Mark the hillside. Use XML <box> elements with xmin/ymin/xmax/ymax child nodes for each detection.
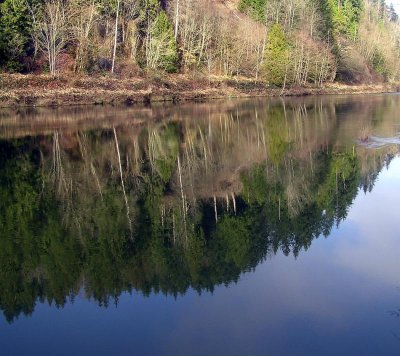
<box><xmin>0</xmin><ymin>0</ymin><xmax>400</xmax><ymax>105</ymax></box>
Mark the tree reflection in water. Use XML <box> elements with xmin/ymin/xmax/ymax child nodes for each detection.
<box><xmin>0</xmin><ymin>96</ymin><xmax>399</xmax><ymax>323</ymax></box>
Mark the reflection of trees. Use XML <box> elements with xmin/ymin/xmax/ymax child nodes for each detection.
<box><xmin>0</xmin><ymin>98</ymin><xmax>398</xmax><ymax>323</ymax></box>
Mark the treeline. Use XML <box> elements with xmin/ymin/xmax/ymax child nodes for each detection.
<box><xmin>0</xmin><ymin>0</ymin><xmax>399</xmax><ymax>85</ymax></box>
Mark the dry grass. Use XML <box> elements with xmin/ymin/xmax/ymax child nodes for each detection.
<box><xmin>0</xmin><ymin>73</ymin><xmax>399</xmax><ymax>108</ymax></box>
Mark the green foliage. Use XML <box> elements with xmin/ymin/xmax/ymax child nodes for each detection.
<box><xmin>213</xmin><ymin>216</ymin><xmax>252</xmax><ymax>268</ymax></box>
<box><xmin>96</xmin><ymin>0</ymin><xmax>120</xmax><ymax>15</ymax></box>
<box><xmin>149</xmin><ymin>10</ymin><xmax>178</xmax><ymax>73</ymax></box>
<box><xmin>263</xmin><ymin>24</ymin><xmax>290</xmax><ymax>86</ymax></box>
<box><xmin>138</xmin><ymin>0</ymin><xmax>161</xmax><ymax>23</ymax></box>
<box><xmin>151</xmin><ymin>123</ymin><xmax>180</xmax><ymax>182</ymax></box>
<box><xmin>0</xmin><ymin>0</ymin><xmax>36</xmax><ymax>71</ymax></box>
<box><xmin>241</xmin><ymin>165</ymin><xmax>270</xmax><ymax>205</ymax></box>
<box><xmin>317</xmin><ymin>151</ymin><xmax>360</xmax><ymax>222</ymax></box>
<box><xmin>265</xmin><ymin>107</ymin><xmax>291</xmax><ymax>164</ymax></box>
<box><xmin>328</xmin><ymin>0</ymin><xmax>363</xmax><ymax>38</ymax></box>
<box><xmin>238</xmin><ymin>0</ymin><xmax>267</xmax><ymax>22</ymax></box>
<box><xmin>311</xmin><ymin>0</ymin><xmax>335</xmax><ymax>40</ymax></box>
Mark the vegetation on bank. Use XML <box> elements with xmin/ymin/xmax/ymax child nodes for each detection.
<box><xmin>0</xmin><ymin>0</ymin><xmax>399</xmax><ymax>88</ymax></box>
<box><xmin>2</xmin><ymin>73</ymin><xmax>399</xmax><ymax>108</ymax></box>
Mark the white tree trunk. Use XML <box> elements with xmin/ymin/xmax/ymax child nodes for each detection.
<box><xmin>111</xmin><ymin>0</ymin><xmax>121</xmax><ymax>73</ymax></box>
<box><xmin>175</xmin><ymin>0</ymin><xmax>179</xmax><ymax>40</ymax></box>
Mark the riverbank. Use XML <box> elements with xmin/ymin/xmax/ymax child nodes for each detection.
<box><xmin>1</xmin><ymin>74</ymin><xmax>399</xmax><ymax>108</ymax></box>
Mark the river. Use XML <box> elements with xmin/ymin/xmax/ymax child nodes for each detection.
<box><xmin>0</xmin><ymin>94</ymin><xmax>399</xmax><ymax>355</ymax></box>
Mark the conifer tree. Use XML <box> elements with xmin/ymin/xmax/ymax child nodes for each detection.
<box><xmin>0</xmin><ymin>0</ymin><xmax>36</xmax><ymax>71</ymax></box>
<box><xmin>263</xmin><ymin>24</ymin><xmax>290</xmax><ymax>86</ymax></box>
<box><xmin>146</xmin><ymin>10</ymin><xmax>178</xmax><ymax>72</ymax></box>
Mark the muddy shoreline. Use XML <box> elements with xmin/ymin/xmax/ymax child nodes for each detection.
<box><xmin>1</xmin><ymin>74</ymin><xmax>399</xmax><ymax>108</ymax></box>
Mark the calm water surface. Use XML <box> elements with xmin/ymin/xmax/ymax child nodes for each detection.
<box><xmin>0</xmin><ymin>95</ymin><xmax>400</xmax><ymax>355</ymax></box>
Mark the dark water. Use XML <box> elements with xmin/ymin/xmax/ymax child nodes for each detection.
<box><xmin>0</xmin><ymin>95</ymin><xmax>399</xmax><ymax>355</ymax></box>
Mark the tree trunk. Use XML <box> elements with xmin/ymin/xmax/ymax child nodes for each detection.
<box><xmin>111</xmin><ymin>0</ymin><xmax>121</xmax><ymax>73</ymax></box>
<box><xmin>175</xmin><ymin>0</ymin><xmax>180</xmax><ymax>40</ymax></box>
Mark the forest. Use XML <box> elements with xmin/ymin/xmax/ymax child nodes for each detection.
<box><xmin>0</xmin><ymin>0</ymin><xmax>399</xmax><ymax>87</ymax></box>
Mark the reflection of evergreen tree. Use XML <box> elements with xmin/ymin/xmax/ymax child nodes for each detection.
<box><xmin>0</xmin><ymin>113</ymin><xmax>391</xmax><ymax>323</ymax></box>
<box><xmin>360</xmin><ymin>154</ymin><xmax>394</xmax><ymax>193</ymax></box>
<box><xmin>240</xmin><ymin>149</ymin><xmax>360</xmax><ymax>258</ymax></box>
<box><xmin>0</xmin><ymin>139</ymin><xmax>81</xmax><ymax>322</ymax></box>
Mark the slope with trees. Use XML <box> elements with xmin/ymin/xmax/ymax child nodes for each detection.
<box><xmin>0</xmin><ymin>0</ymin><xmax>399</xmax><ymax>99</ymax></box>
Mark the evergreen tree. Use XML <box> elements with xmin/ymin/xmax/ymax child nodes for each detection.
<box><xmin>147</xmin><ymin>10</ymin><xmax>178</xmax><ymax>72</ymax></box>
<box><xmin>0</xmin><ymin>0</ymin><xmax>36</xmax><ymax>71</ymax></box>
<box><xmin>327</xmin><ymin>0</ymin><xmax>363</xmax><ymax>38</ymax></box>
<box><xmin>263</xmin><ymin>24</ymin><xmax>290</xmax><ymax>86</ymax></box>
<box><xmin>238</xmin><ymin>0</ymin><xmax>267</xmax><ymax>22</ymax></box>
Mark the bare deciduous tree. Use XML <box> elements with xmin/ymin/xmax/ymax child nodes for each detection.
<box><xmin>32</xmin><ymin>0</ymin><xmax>72</xmax><ymax>76</ymax></box>
<box><xmin>71</xmin><ymin>0</ymin><xmax>99</xmax><ymax>72</ymax></box>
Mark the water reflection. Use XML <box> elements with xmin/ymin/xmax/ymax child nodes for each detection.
<box><xmin>0</xmin><ymin>95</ymin><xmax>399</xmax><ymax>323</ymax></box>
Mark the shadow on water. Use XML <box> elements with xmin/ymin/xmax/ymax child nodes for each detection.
<box><xmin>0</xmin><ymin>95</ymin><xmax>399</xmax><ymax>323</ymax></box>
